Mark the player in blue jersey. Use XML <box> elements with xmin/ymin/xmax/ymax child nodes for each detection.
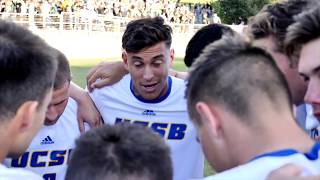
<box><xmin>90</xmin><ymin>17</ymin><xmax>204</xmax><ymax>180</ymax></box>
<box><xmin>5</xmin><ymin>49</ymin><xmax>89</xmax><ymax>180</ymax></box>
<box><xmin>186</xmin><ymin>34</ymin><xmax>320</xmax><ymax>179</ymax></box>
<box><xmin>0</xmin><ymin>20</ymin><xmax>56</xmax><ymax>179</ymax></box>
<box><xmin>66</xmin><ymin>123</ymin><xmax>172</xmax><ymax>180</ymax></box>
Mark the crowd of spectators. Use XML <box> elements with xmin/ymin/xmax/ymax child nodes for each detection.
<box><xmin>0</xmin><ymin>0</ymin><xmax>221</xmax><ymax>24</ymax></box>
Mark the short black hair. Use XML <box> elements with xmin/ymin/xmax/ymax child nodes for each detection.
<box><xmin>122</xmin><ymin>17</ymin><xmax>172</xmax><ymax>53</ymax></box>
<box><xmin>0</xmin><ymin>20</ymin><xmax>57</xmax><ymax>122</ymax></box>
<box><xmin>66</xmin><ymin>123</ymin><xmax>173</xmax><ymax>180</ymax></box>
<box><xmin>53</xmin><ymin>48</ymin><xmax>71</xmax><ymax>89</ymax></box>
<box><xmin>186</xmin><ymin>35</ymin><xmax>292</xmax><ymax>125</ymax></box>
<box><xmin>184</xmin><ymin>24</ymin><xmax>235</xmax><ymax>67</ymax></box>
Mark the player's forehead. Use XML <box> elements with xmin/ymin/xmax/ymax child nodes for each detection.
<box><xmin>299</xmin><ymin>38</ymin><xmax>320</xmax><ymax>76</ymax></box>
<box><xmin>51</xmin><ymin>82</ymin><xmax>69</xmax><ymax>102</ymax></box>
<box><xmin>127</xmin><ymin>42</ymin><xmax>169</xmax><ymax>62</ymax></box>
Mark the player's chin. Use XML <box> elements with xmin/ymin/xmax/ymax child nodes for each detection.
<box><xmin>44</xmin><ymin>119</ymin><xmax>58</xmax><ymax>126</ymax></box>
<box><xmin>140</xmin><ymin>91</ymin><xmax>161</xmax><ymax>101</ymax></box>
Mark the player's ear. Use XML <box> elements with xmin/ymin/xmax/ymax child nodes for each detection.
<box><xmin>195</xmin><ymin>102</ymin><xmax>221</xmax><ymax>138</ymax></box>
<box><xmin>11</xmin><ymin>101</ymin><xmax>39</xmax><ymax>133</ymax></box>
<box><xmin>169</xmin><ymin>49</ymin><xmax>174</xmax><ymax>68</ymax></box>
<box><xmin>122</xmin><ymin>51</ymin><xmax>129</xmax><ymax>71</ymax></box>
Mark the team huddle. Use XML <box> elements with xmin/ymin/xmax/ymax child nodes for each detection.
<box><xmin>1</xmin><ymin>0</ymin><xmax>320</xmax><ymax>180</ymax></box>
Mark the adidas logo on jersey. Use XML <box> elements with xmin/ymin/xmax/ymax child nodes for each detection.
<box><xmin>142</xmin><ymin>110</ymin><xmax>156</xmax><ymax>116</ymax></box>
<box><xmin>40</xmin><ymin>136</ymin><xmax>54</xmax><ymax>145</ymax></box>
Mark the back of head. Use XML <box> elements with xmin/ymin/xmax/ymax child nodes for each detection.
<box><xmin>248</xmin><ymin>0</ymin><xmax>314</xmax><ymax>51</ymax></box>
<box><xmin>184</xmin><ymin>23</ymin><xmax>235</xmax><ymax>67</ymax></box>
<box><xmin>66</xmin><ymin>123</ymin><xmax>172</xmax><ymax>180</ymax></box>
<box><xmin>52</xmin><ymin>48</ymin><xmax>71</xmax><ymax>90</ymax></box>
<box><xmin>186</xmin><ymin>35</ymin><xmax>292</xmax><ymax>125</ymax></box>
<box><xmin>285</xmin><ymin>5</ymin><xmax>320</xmax><ymax>65</ymax></box>
<box><xmin>0</xmin><ymin>20</ymin><xmax>56</xmax><ymax>123</ymax></box>
<box><xmin>122</xmin><ymin>17</ymin><xmax>172</xmax><ymax>53</ymax></box>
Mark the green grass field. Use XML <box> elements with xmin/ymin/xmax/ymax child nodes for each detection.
<box><xmin>70</xmin><ymin>58</ymin><xmax>215</xmax><ymax>177</ymax></box>
<box><xmin>70</xmin><ymin>58</ymin><xmax>188</xmax><ymax>87</ymax></box>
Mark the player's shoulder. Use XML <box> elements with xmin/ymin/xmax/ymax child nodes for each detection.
<box><xmin>0</xmin><ymin>164</ymin><xmax>42</xmax><ymax>180</ymax></box>
<box><xmin>168</xmin><ymin>75</ymin><xmax>187</xmax><ymax>99</ymax></box>
<box><xmin>89</xmin><ymin>74</ymin><xmax>130</xmax><ymax>98</ymax></box>
<box><xmin>56</xmin><ymin>97</ymin><xmax>79</xmax><ymax>128</ymax></box>
<box><xmin>57</xmin><ymin>97</ymin><xmax>78</xmax><ymax>121</ymax></box>
<box><xmin>208</xmin><ymin>150</ymin><xmax>320</xmax><ymax>180</ymax></box>
<box><xmin>170</xmin><ymin>75</ymin><xmax>186</xmax><ymax>88</ymax></box>
<box><xmin>66</xmin><ymin>97</ymin><xmax>78</xmax><ymax>111</ymax></box>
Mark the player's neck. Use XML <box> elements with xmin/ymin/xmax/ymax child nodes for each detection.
<box><xmin>240</xmin><ymin>119</ymin><xmax>314</xmax><ymax>164</ymax></box>
<box><xmin>232</xmin><ymin>113</ymin><xmax>314</xmax><ymax>165</ymax></box>
<box><xmin>0</xmin><ymin>126</ymin><xmax>16</xmax><ymax>161</ymax></box>
<box><xmin>0</xmin><ymin>139</ymin><xmax>10</xmax><ymax>162</ymax></box>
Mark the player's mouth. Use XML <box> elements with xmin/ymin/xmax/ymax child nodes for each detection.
<box><xmin>44</xmin><ymin>115</ymin><xmax>60</xmax><ymax>126</ymax></box>
<box><xmin>142</xmin><ymin>83</ymin><xmax>158</xmax><ymax>93</ymax></box>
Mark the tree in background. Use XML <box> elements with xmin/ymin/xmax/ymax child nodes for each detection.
<box><xmin>212</xmin><ymin>0</ymin><xmax>279</xmax><ymax>24</ymax></box>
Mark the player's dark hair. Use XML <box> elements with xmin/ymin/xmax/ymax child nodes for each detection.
<box><xmin>66</xmin><ymin>123</ymin><xmax>173</xmax><ymax>180</ymax></box>
<box><xmin>248</xmin><ymin>0</ymin><xmax>314</xmax><ymax>52</ymax></box>
<box><xmin>0</xmin><ymin>20</ymin><xmax>57</xmax><ymax>122</ymax></box>
<box><xmin>122</xmin><ymin>17</ymin><xmax>172</xmax><ymax>53</ymax></box>
<box><xmin>53</xmin><ymin>48</ymin><xmax>71</xmax><ymax>90</ymax></box>
<box><xmin>186</xmin><ymin>35</ymin><xmax>292</xmax><ymax>125</ymax></box>
<box><xmin>285</xmin><ymin>6</ymin><xmax>320</xmax><ymax>67</ymax></box>
<box><xmin>184</xmin><ymin>23</ymin><xmax>235</xmax><ymax>67</ymax></box>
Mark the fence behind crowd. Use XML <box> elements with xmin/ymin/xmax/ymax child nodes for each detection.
<box><xmin>0</xmin><ymin>12</ymin><xmax>245</xmax><ymax>59</ymax></box>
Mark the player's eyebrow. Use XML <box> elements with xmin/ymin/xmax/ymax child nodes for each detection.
<box><xmin>152</xmin><ymin>55</ymin><xmax>164</xmax><ymax>60</ymax></box>
<box><xmin>51</xmin><ymin>98</ymin><xmax>68</xmax><ymax>106</ymax></box>
<box><xmin>312</xmin><ymin>65</ymin><xmax>320</xmax><ymax>75</ymax></box>
<box><xmin>131</xmin><ymin>56</ymin><xmax>143</xmax><ymax>61</ymax></box>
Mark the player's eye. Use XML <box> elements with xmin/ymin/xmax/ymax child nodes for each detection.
<box><xmin>134</xmin><ymin>62</ymin><xmax>143</xmax><ymax>68</ymax></box>
<box><xmin>153</xmin><ymin>60</ymin><xmax>163</xmax><ymax>66</ymax></box>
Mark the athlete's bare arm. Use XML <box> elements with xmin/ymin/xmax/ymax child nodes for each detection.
<box><xmin>86</xmin><ymin>61</ymin><xmax>128</xmax><ymax>92</ymax></box>
<box><xmin>86</xmin><ymin>61</ymin><xmax>188</xmax><ymax>92</ymax></box>
<box><xmin>69</xmin><ymin>82</ymin><xmax>102</xmax><ymax>132</ymax></box>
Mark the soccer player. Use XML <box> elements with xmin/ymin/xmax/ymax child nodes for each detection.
<box><xmin>0</xmin><ymin>20</ymin><xmax>56</xmax><ymax>179</ymax></box>
<box><xmin>247</xmin><ymin>0</ymin><xmax>319</xmax><ymax>137</ymax></box>
<box><xmin>4</xmin><ymin>49</ymin><xmax>88</xmax><ymax>180</ymax></box>
<box><xmin>86</xmin><ymin>23</ymin><xmax>235</xmax><ymax>89</ymax></box>
<box><xmin>66</xmin><ymin>123</ymin><xmax>173</xmax><ymax>180</ymax></box>
<box><xmin>186</xmin><ymin>35</ymin><xmax>320</xmax><ymax>179</ymax></box>
<box><xmin>184</xmin><ymin>23</ymin><xmax>235</xmax><ymax>68</ymax></box>
<box><xmin>285</xmin><ymin>5</ymin><xmax>320</xmax><ymax>126</ymax></box>
<box><xmin>89</xmin><ymin>17</ymin><xmax>204</xmax><ymax>180</ymax></box>
<box><xmin>263</xmin><ymin>3</ymin><xmax>320</xmax><ymax>180</ymax></box>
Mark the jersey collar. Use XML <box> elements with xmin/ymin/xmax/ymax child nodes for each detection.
<box><xmin>130</xmin><ymin>76</ymin><xmax>172</xmax><ymax>104</ymax></box>
<box><xmin>250</xmin><ymin>142</ymin><xmax>320</xmax><ymax>162</ymax></box>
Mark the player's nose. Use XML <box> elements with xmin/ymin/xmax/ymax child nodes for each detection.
<box><xmin>304</xmin><ymin>80</ymin><xmax>320</xmax><ymax>106</ymax></box>
<box><xmin>143</xmin><ymin>66</ymin><xmax>154</xmax><ymax>81</ymax></box>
